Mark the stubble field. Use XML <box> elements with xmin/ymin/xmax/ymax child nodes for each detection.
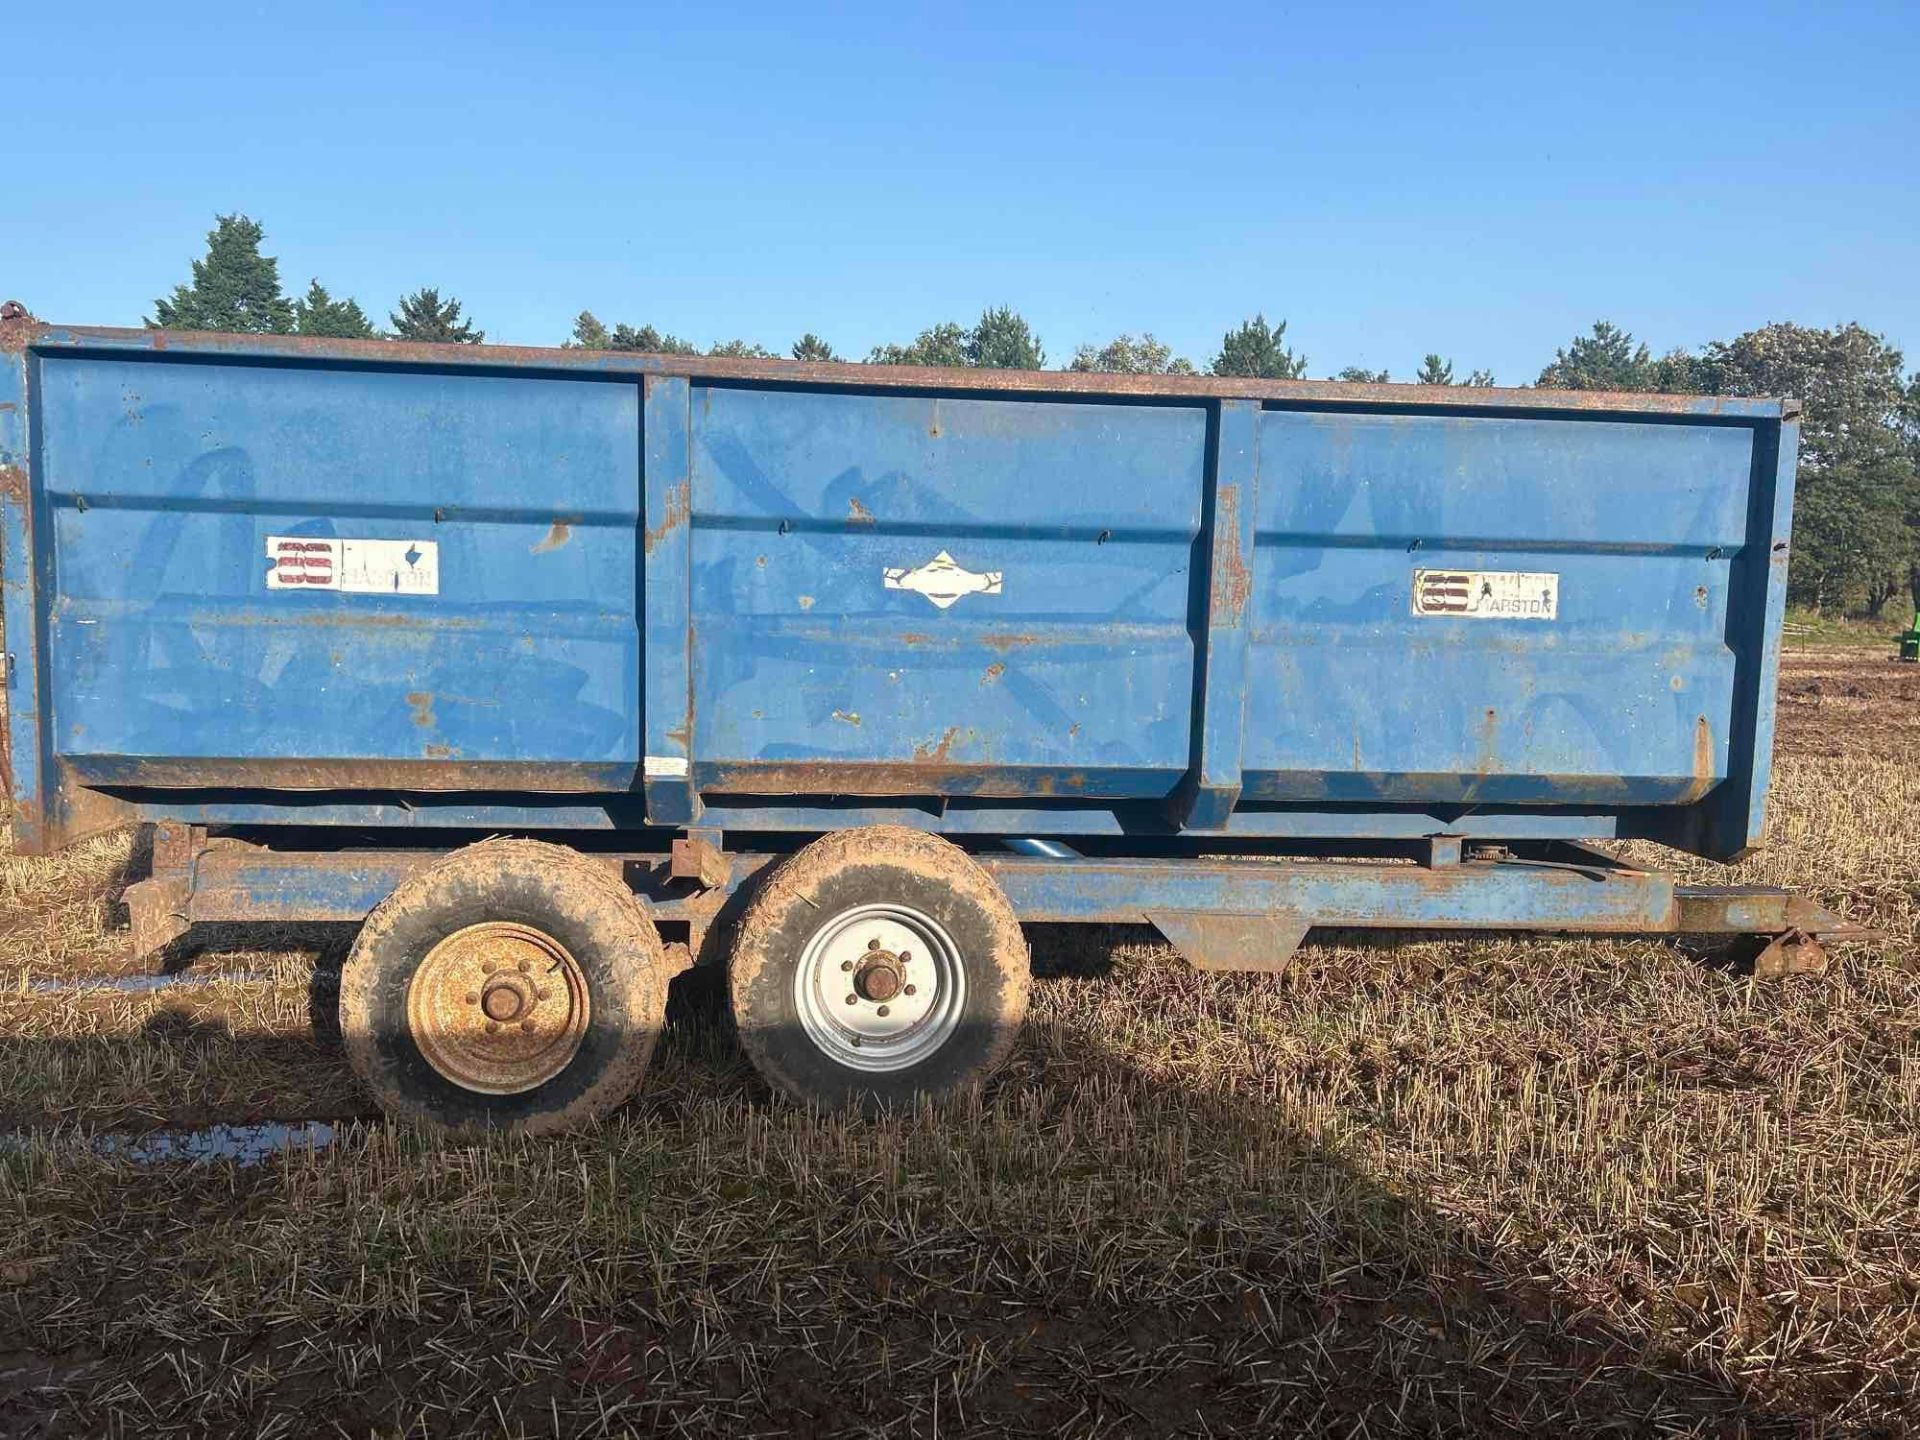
<box><xmin>0</xmin><ymin>649</ymin><xmax>1915</xmax><ymax>1437</ymax></box>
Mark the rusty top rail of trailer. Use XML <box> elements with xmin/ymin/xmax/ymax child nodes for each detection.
<box><xmin>0</xmin><ymin>307</ymin><xmax>1799</xmax><ymax>422</ymax></box>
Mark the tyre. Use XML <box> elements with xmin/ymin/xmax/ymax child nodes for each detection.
<box><xmin>340</xmin><ymin>839</ymin><xmax>667</xmax><ymax>1134</ymax></box>
<box><xmin>729</xmin><ymin>826</ymin><xmax>1029</xmax><ymax>1108</ymax></box>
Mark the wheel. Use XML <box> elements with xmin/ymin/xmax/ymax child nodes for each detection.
<box><xmin>729</xmin><ymin>826</ymin><xmax>1029</xmax><ymax>1108</ymax></box>
<box><xmin>340</xmin><ymin>839</ymin><xmax>667</xmax><ymax>1134</ymax></box>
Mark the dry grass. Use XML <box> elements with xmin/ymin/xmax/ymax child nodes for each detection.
<box><xmin>0</xmin><ymin>652</ymin><xmax>1915</xmax><ymax>1437</ymax></box>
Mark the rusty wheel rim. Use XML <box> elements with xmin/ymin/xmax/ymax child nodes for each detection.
<box><xmin>406</xmin><ymin>922</ymin><xmax>591</xmax><ymax>1095</ymax></box>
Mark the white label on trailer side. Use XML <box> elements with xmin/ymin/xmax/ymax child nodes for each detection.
<box><xmin>1412</xmin><ymin>569</ymin><xmax>1558</xmax><ymax>620</ymax></box>
<box><xmin>266</xmin><ymin>536</ymin><xmax>440</xmax><ymax>595</ymax></box>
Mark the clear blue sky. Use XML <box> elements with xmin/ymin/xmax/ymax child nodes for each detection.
<box><xmin>7</xmin><ymin>1</ymin><xmax>1917</xmax><ymax>382</ymax></box>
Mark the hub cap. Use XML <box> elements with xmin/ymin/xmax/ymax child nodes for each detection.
<box><xmin>794</xmin><ymin>902</ymin><xmax>965</xmax><ymax>1073</ymax></box>
<box><xmin>407</xmin><ymin>922</ymin><xmax>591</xmax><ymax>1094</ymax></box>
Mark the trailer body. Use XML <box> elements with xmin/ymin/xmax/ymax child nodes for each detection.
<box><xmin>1</xmin><ymin>318</ymin><xmax>1799</xmax><ymax>869</ymax></box>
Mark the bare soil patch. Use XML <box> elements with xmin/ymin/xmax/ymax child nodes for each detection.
<box><xmin>1775</xmin><ymin>649</ymin><xmax>1920</xmax><ymax>760</ymax></box>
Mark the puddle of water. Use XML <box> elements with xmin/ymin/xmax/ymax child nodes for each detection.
<box><xmin>1</xmin><ymin>1120</ymin><xmax>339</xmax><ymax>1167</ymax></box>
<box><xmin>24</xmin><ymin>971</ymin><xmax>279</xmax><ymax>996</ymax></box>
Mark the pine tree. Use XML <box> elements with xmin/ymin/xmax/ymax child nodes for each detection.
<box><xmin>792</xmin><ymin>333</ymin><xmax>837</xmax><ymax>362</ymax></box>
<box><xmin>1536</xmin><ymin>321</ymin><xmax>1654</xmax><ymax>390</ymax></box>
<box><xmin>389</xmin><ymin>288</ymin><xmax>483</xmax><ymax>344</ymax></box>
<box><xmin>966</xmin><ymin>307</ymin><xmax>1045</xmax><ymax>369</ymax></box>
<box><xmin>1333</xmin><ymin>365</ymin><xmax>1390</xmax><ymax>384</ymax></box>
<box><xmin>1211</xmin><ymin>315</ymin><xmax>1307</xmax><ymax>379</ymax></box>
<box><xmin>293</xmin><ymin>280</ymin><xmax>375</xmax><ymax>339</ymax></box>
<box><xmin>566</xmin><ymin>311</ymin><xmax>611</xmax><ymax>349</ymax></box>
<box><xmin>149</xmin><ymin>214</ymin><xmax>295</xmax><ymax>334</ymax></box>
<box><xmin>607</xmin><ymin>322</ymin><xmax>697</xmax><ymax>355</ymax></box>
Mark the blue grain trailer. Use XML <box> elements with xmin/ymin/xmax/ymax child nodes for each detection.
<box><xmin>0</xmin><ymin>303</ymin><xmax>1856</xmax><ymax>1129</ymax></box>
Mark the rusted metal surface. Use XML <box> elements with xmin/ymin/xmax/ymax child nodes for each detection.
<box><xmin>0</xmin><ymin>302</ymin><xmax>36</xmax><ymax>354</ymax></box>
<box><xmin>151</xmin><ymin>821</ymin><xmax>208</xmax><ymax>875</ymax></box>
<box><xmin>1670</xmin><ymin>885</ymin><xmax>1859</xmax><ymax>936</ymax></box>
<box><xmin>698</xmin><ymin>759</ymin><xmax>1102</xmax><ymax>797</ymax></box>
<box><xmin>169</xmin><ymin>840</ymin><xmax>1872</xmax><ymax>976</ymax></box>
<box><xmin>405</xmin><ymin>921</ymin><xmax>592</xmax><ymax>1095</ymax></box>
<box><xmin>1146</xmin><ymin>908</ymin><xmax>1310</xmax><ymax>973</ymax></box>
<box><xmin>641</xmin><ymin>479</ymin><xmax>689</xmax><ymax>554</ymax></box>
<box><xmin>1750</xmin><ymin>928</ymin><xmax>1830</xmax><ymax>979</ymax></box>
<box><xmin>19</xmin><ymin>318</ymin><xmax>1797</xmax><ymax>419</ymax></box>
<box><xmin>123</xmin><ymin>873</ymin><xmax>192</xmax><ymax>959</ymax></box>
<box><xmin>69</xmin><ymin>756</ymin><xmax>629</xmax><ymax>793</ymax></box>
<box><xmin>1208</xmin><ymin>483</ymin><xmax>1252</xmax><ymax>626</ymax></box>
<box><xmin>669</xmin><ymin>832</ymin><xmax>730</xmax><ymax>889</ymax></box>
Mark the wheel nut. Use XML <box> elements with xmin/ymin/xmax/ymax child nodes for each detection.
<box><xmin>482</xmin><ymin>960</ymin><xmax>499</xmax><ymax>974</ymax></box>
<box><xmin>520</xmin><ymin>1019</ymin><xmax>536</xmax><ymax>1033</ymax></box>
<box><xmin>846</xmin><ymin>993</ymin><xmax>859</xmax><ymax>1005</ymax></box>
<box><xmin>841</xmin><ymin>960</ymin><xmax>854</xmax><ymax>972</ymax></box>
<box><xmin>536</xmin><ymin>989</ymin><xmax>550</xmax><ymax>1002</ymax></box>
<box><xmin>876</xmin><ymin>1005</ymin><xmax>890</xmax><ymax>1017</ymax></box>
<box><xmin>517</xmin><ymin>959</ymin><xmax>531</xmax><ymax>973</ymax></box>
<box><xmin>898</xmin><ymin>951</ymin><xmax>911</xmax><ymax>962</ymax></box>
<box><xmin>868</xmin><ymin>937</ymin><xmax>881</xmax><ymax>950</ymax></box>
<box><xmin>904</xmin><ymin>984</ymin><xmax>917</xmax><ymax>996</ymax></box>
<box><xmin>486</xmin><ymin>1021</ymin><xmax>501</xmax><ymax>1035</ymax></box>
<box><xmin>466</xmin><ymin>992</ymin><xmax>479</xmax><ymax>1004</ymax></box>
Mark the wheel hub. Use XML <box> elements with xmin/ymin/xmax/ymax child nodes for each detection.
<box><xmin>406</xmin><ymin>921</ymin><xmax>591</xmax><ymax>1095</ymax></box>
<box><xmin>793</xmin><ymin>903</ymin><xmax>963</xmax><ymax>1073</ymax></box>
<box><xmin>853</xmin><ymin>953</ymin><xmax>904</xmax><ymax>1002</ymax></box>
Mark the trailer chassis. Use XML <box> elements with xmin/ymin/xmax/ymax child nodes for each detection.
<box><xmin>124</xmin><ymin>823</ymin><xmax>1864</xmax><ymax>982</ymax></box>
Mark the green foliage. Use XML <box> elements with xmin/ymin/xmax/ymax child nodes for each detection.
<box><xmin>1695</xmin><ymin>323</ymin><xmax>1918</xmax><ymax>614</ymax></box>
<box><xmin>565</xmin><ymin>311</ymin><xmax>611</xmax><ymax>349</ymax></box>
<box><xmin>149</xmin><ymin>214</ymin><xmax>295</xmax><ymax>334</ymax></box>
<box><xmin>709</xmin><ymin>339</ymin><xmax>775</xmax><ymax>358</ymax></box>
<box><xmin>389</xmin><ymin>288</ymin><xmax>483</xmax><ymax>344</ymax></box>
<box><xmin>1649</xmin><ymin>349</ymin><xmax>1706</xmax><ymax>394</ymax></box>
<box><xmin>293</xmin><ymin>280</ymin><xmax>375</xmax><ymax>339</ymax></box>
<box><xmin>1905</xmin><ymin>373</ymin><xmax>1920</xmax><ymax>609</ymax></box>
<box><xmin>1211</xmin><ymin>314</ymin><xmax>1307</xmax><ymax>379</ymax></box>
<box><xmin>967</xmin><ymin>307</ymin><xmax>1045</xmax><ymax>369</ymax></box>
<box><xmin>615</xmin><ymin>324</ymin><xmax>697</xmax><ymax>354</ymax></box>
<box><xmin>1536</xmin><ymin>320</ymin><xmax>1656</xmax><ymax>390</ymax></box>
<box><xmin>1333</xmin><ymin>365</ymin><xmax>1390</xmax><ymax>384</ymax></box>
<box><xmin>792</xmin><ymin>333</ymin><xmax>837</xmax><ymax>362</ymax></box>
<box><xmin>1412</xmin><ymin>354</ymin><xmax>1493</xmax><ymax>387</ymax></box>
<box><xmin>572</xmin><ymin>317</ymin><xmax>699</xmax><ymax>354</ymax></box>
<box><xmin>1069</xmin><ymin>334</ymin><xmax>1195</xmax><ymax>374</ymax></box>
<box><xmin>867</xmin><ymin>310</ymin><xmax>1044</xmax><ymax>369</ymax></box>
<box><xmin>868</xmin><ymin>322</ymin><xmax>970</xmax><ymax>367</ymax></box>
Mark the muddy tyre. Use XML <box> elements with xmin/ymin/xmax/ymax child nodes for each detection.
<box><xmin>729</xmin><ymin>826</ymin><xmax>1029</xmax><ymax>1108</ymax></box>
<box><xmin>341</xmin><ymin>839</ymin><xmax>667</xmax><ymax>1135</ymax></box>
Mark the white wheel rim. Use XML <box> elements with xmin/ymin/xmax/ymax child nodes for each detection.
<box><xmin>793</xmin><ymin>902</ymin><xmax>966</xmax><ymax>1073</ymax></box>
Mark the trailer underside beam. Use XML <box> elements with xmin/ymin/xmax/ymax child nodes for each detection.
<box><xmin>122</xmin><ymin>835</ymin><xmax>1866</xmax><ymax>977</ymax></box>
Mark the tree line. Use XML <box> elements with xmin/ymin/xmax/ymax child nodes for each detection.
<box><xmin>145</xmin><ymin>214</ymin><xmax>1920</xmax><ymax>618</ymax></box>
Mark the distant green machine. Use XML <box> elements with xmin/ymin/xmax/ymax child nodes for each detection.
<box><xmin>1900</xmin><ymin>610</ymin><xmax>1920</xmax><ymax>663</ymax></box>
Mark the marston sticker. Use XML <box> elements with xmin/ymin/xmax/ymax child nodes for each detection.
<box><xmin>267</xmin><ymin>536</ymin><xmax>440</xmax><ymax>595</ymax></box>
<box><xmin>883</xmin><ymin>550</ymin><xmax>1002</xmax><ymax>610</ymax></box>
<box><xmin>1413</xmin><ymin>569</ymin><xmax>1558</xmax><ymax>620</ymax></box>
